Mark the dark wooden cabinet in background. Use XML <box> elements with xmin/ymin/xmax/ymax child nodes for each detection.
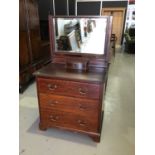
<box><xmin>19</xmin><ymin>0</ymin><xmax>51</xmax><ymax>93</ymax></box>
<box><xmin>38</xmin><ymin>0</ymin><xmax>54</xmax><ymax>40</ymax></box>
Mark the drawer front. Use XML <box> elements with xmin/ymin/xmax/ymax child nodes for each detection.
<box><xmin>40</xmin><ymin>110</ymin><xmax>98</xmax><ymax>132</ymax></box>
<box><xmin>37</xmin><ymin>78</ymin><xmax>100</xmax><ymax>99</ymax></box>
<box><xmin>39</xmin><ymin>93</ymin><xmax>99</xmax><ymax>116</ymax></box>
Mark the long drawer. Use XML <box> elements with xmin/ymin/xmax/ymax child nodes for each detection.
<box><xmin>39</xmin><ymin>93</ymin><xmax>99</xmax><ymax>116</ymax></box>
<box><xmin>37</xmin><ymin>78</ymin><xmax>100</xmax><ymax>99</ymax></box>
<box><xmin>40</xmin><ymin>109</ymin><xmax>98</xmax><ymax>132</ymax></box>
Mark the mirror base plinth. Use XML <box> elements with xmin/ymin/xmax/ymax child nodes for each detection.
<box><xmin>65</xmin><ymin>58</ymin><xmax>89</xmax><ymax>72</ymax></box>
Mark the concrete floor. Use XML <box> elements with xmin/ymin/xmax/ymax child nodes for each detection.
<box><xmin>19</xmin><ymin>51</ymin><xmax>135</xmax><ymax>155</ymax></box>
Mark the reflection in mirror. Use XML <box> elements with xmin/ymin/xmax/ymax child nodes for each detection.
<box><xmin>54</xmin><ymin>18</ymin><xmax>107</xmax><ymax>55</ymax></box>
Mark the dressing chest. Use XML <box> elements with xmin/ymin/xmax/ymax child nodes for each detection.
<box><xmin>34</xmin><ymin>16</ymin><xmax>112</xmax><ymax>142</ymax></box>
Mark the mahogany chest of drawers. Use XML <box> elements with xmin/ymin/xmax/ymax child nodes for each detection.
<box><xmin>34</xmin><ymin>63</ymin><xmax>106</xmax><ymax>142</ymax></box>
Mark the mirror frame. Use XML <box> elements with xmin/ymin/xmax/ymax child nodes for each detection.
<box><xmin>48</xmin><ymin>15</ymin><xmax>112</xmax><ymax>65</ymax></box>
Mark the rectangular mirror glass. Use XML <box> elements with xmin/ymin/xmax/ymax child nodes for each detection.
<box><xmin>53</xmin><ymin>17</ymin><xmax>107</xmax><ymax>55</ymax></box>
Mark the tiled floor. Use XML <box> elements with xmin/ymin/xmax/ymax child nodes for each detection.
<box><xmin>19</xmin><ymin>51</ymin><xmax>135</xmax><ymax>155</ymax></box>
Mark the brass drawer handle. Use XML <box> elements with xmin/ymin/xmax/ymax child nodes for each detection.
<box><xmin>48</xmin><ymin>100</ymin><xmax>59</xmax><ymax>106</ymax></box>
<box><xmin>79</xmin><ymin>88</ymin><xmax>87</xmax><ymax>95</ymax></box>
<box><xmin>47</xmin><ymin>84</ymin><xmax>57</xmax><ymax>90</ymax></box>
<box><xmin>79</xmin><ymin>104</ymin><xmax>86</xmax><ymax>110</ymax></box>
<box><xmin>50</xmin><ymin>115</ymin><xmax>59</xmax><ymax>121</ymax></box>
<box><xmin>77</xmin><ymin>120</ymin><xmax>86</xmax><ymax>126</ymax></box>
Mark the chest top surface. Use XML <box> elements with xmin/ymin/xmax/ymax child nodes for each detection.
<box><xmin>34</xmin><ymin>63</ymin><xmax>106</xmax><ymax>84</ymax></box>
